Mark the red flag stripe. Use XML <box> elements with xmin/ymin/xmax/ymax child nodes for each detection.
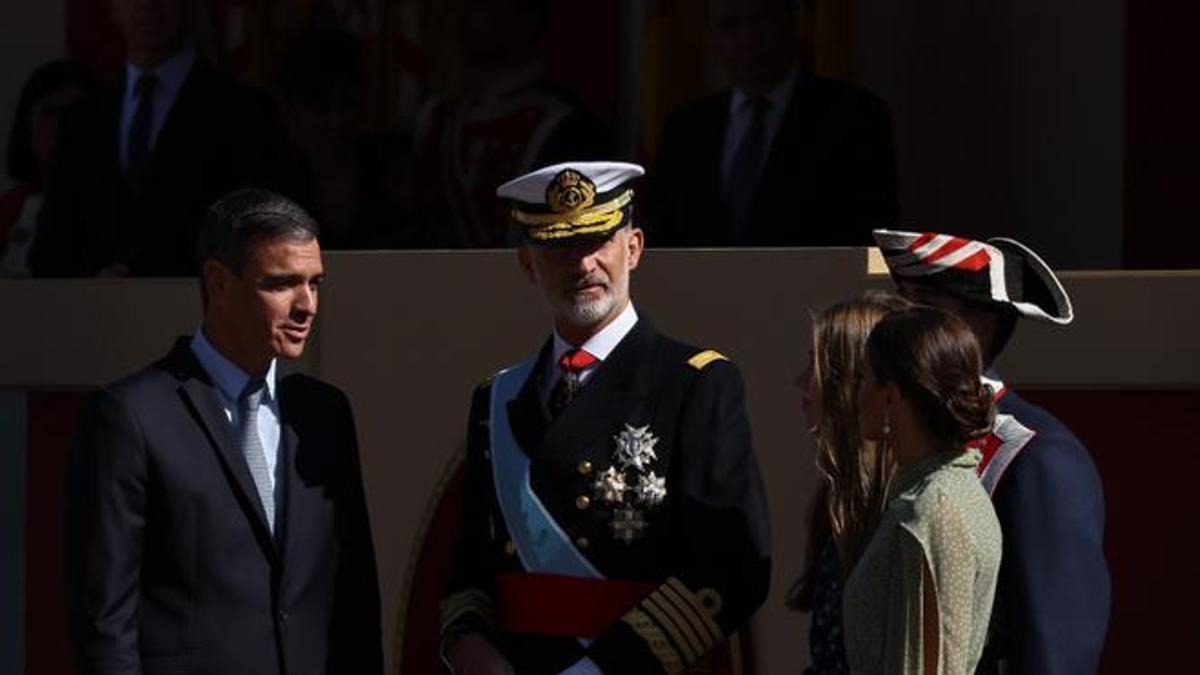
<box><xmin>955</xmin><ymin>248</ymin><xmax>992</xmax><ymax>271</ymax></box>
<box><xmin>922</xmin><ymin>237</ymin><xmax>972</xmax><ymax>263</ymax></box>
<box><xmin>906</xmin><ymin>232</ymin><xmax>938</xmax><ymax>252</ymax></box>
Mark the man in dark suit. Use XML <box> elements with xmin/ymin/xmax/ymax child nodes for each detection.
<box><xmin>874</xmin><ymin>229</ymin><xmax>1111</xmax><ymax>675</ymax></box>
<box><xmin>652</xmin><ymin>0</ymin><xmax>896</xmax><ymax>247</ymax></box>
<box><xmin>441</xmin><ymin>162</ymin><xmax>771</xmax><ymax>675</ymax></box>
<box><xmin>67</xmin><ymin>189</ymin><xmax>383</xmax><ymax>675</ymax></box>
<box><xmin>31</xmin><ymin>0</ymin><xmax>285</xmax><ymax>277</ymax></box>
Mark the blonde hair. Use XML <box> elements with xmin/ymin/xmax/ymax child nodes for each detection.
<box><xmin>811</xmin><ymin>291</ymin><xmax>911</xmax><ymax>575</ymax></box>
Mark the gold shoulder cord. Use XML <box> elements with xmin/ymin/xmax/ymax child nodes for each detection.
<box><xmin>687</xmin><ymin>350</ymin><xmax>728</xmax><ymax>371</ymax></box>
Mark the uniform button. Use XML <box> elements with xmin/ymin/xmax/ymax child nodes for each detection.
<box><xmin>277</xmin><ymin>610</ymin><xmax>289</xmax><ymax>625</ymax></box>
<box><xmin>577</xmin><ymin>461</ymin><xmax>593</xmax><ymax>476</ymax></box>
<box><xmin>483</xmin><ymin>449</ymin><xmax>491</xmax><ymax>460</ymax></box>
<box><xmin>575</xmin><ymin>537</ymin><xmax>590</xmax><ymax>549</ymax></box>
<box><xmin>503</xmin><ymin>540</ymin><xmax>516</xmax><ymax>555</ymax></box>
<box><xmin>575</xmin><ymin>495</ymin><xmax>591</xmax><ymax>509</ymax></box>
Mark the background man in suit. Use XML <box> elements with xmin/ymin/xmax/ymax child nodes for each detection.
<box><xmin>31</xmin><ymin>0</ymin><xmax>285</xmax><ymax>277</ymax></box>
<box><xmin>441</xmin><ymin>162</ymin><xmax>771</xmax><ymax>675</ymax></box>
<box><xmin>874</xmin><ymin>229</ymin><xmax>1111</xmax><ymax>675</ymax></box>
<box><xmin>651</xmin><ymin>0</ymin><xmax>897</xmax><ymax>247</ymax></box>
<box><xmin>67</xmin><ymin>189</ymin><xmax>382</xmax><ymax>675</ymax></box>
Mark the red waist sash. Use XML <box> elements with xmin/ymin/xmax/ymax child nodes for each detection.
<box><xmin>496</xmin><ymin>572</ymin><xmax>655</xmax><ymax>638</ymax></box>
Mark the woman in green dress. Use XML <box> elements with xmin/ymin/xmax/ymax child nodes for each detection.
<box><xmin>845</xmin><ymin>307</ymin><xmax>1002</xmax><ymax>675</ymax></box>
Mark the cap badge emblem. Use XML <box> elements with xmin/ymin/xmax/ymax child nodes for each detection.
<box><xmin>546</xmin><ymin>169</ymin><xmax>597</xmax><ymax>214</ymax></box>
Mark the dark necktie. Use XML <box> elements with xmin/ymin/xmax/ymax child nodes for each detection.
<box><xmin>238</xmin><ymin>378</ymin><xmax>274</xmax><ymax>532</ymax></box>
<box><xmin>549</xmin><ymin>349</ymin><xmax>598</xmax><ymax>418</ymax></box>
<box><xmin>725</xmin><ymin>95</ymin><xmax>770</xmax><ymax>243</ymax></box>
<box><xmin>126</xmin><ymin>73</ymin><xmax>159</xmax><ymax>191</ymax></box>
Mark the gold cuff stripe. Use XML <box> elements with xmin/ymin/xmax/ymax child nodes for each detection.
<box><xmin>623</xmin><ymin>609</ymin><xmax>685</xmax><ymax>675</ymax></box>
<box><xmin>666</xmin><ymin>577</ymin><xmax>724</xmax><ymax>643</ymax></box>
<box><xmin>687</xmin><ymin>350</ymin><xmax>729</xmax><ymax>370</ymax></box>
<box><xmin>654</xmin><ymin>586</ymin><xmax>716</xmax><ymax>653</ymax></box>
<box><xmin>513</xmin><ymin>189</ymin><xmax>634</xmax><ymax>225</ymax></box>
<box><xmin>642</xmin><ymin>595</ymin><xmax>701</xmax><ymax>663</ymax></box>
<box><xmin>440</xmin><ymin>590</ymin><xmax>493</xmax><ymax>630</ymax></box>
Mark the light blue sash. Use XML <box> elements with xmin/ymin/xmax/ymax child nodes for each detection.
<box><xmin>489</xmin><ymin>359</ymin><xmax>601</xmax><ymax>579</ymax></box>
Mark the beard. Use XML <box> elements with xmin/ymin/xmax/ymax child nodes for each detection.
<box><xmin>551</xmin><ymin>272</ymin><xmax>627</xmax><ymax>329</ymax></box>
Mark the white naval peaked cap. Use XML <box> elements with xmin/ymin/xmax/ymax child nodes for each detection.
<box><xmin>496</xmin><ymin>161</ymin><xmax>645</xmax><ymax>202</ymax></box>
<box><xmin>497</xmin><ymin>161</ymin><xmax>645</xmax><ymax>244</ymax></box>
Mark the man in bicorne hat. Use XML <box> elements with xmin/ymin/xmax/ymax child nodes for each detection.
<box><xmin>440</xmin><ymin>162</ymin><xmax>771</xmax><ymax>675</ymax></box>
<box><xmin>874</xmin><ymin>229</ymin><xmax>1111</xmax><ymax>675</ymax></box>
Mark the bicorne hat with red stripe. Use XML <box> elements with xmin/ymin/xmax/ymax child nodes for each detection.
<box><xmin>873</xmin><ymin>229</ymin><xmax>1073</xmax><ymax>325</ymax></box>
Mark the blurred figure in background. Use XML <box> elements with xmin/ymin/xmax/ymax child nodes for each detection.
<box><xmin>281</xmin><ymin>19</ymin><xmax>380</xmax><ymax>250</ymax></box>
<box><xmin>790</xmin><ymin>291</ymin><xmax>910</xmax><ymax>675</ymax></box>
<box><xmin>31</xmin><ymin>0</ymin><xmax>286</xmax><ymax>277</ymax></box>
<box><xmin>1</xmin><ymin>60</ymin><xmax>98</xmax><ymax>277</ymax></box>
<box><xmin>652</xmin><ymin>0</ymin><xmax>896</xmax><ymax>247</ymax></box>
<box><xmin>406</xmin><ymin>0</ymin><xmax>609</xmax><ymax>248</ymax></box>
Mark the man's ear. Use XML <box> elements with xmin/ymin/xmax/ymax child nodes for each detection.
<box><xmin>627</xmin><ymin>226</ymin><xmax>644</xmax><ymax>271</ymax></box>
<box><xmin>516</xmin><ymin>246</ymin><xmax>537</xmax><ymax>284</ymax></box>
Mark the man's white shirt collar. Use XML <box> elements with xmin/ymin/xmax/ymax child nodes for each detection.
<box><xmin>552</xmin><ymin>301</ymin><xmax>639</xmax><ymax>368</ymax></box>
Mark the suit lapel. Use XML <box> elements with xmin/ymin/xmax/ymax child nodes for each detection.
<box><xmin>278</xmin><ymin>393</ymin><xmax>303</xmax><ymax>568</ymax></box>
<box><xmin>703</xmin><ymin>95</ymin><xmax>731</xmax><ymax>204</ymax></box>
<box><xmin>149</xmin><ymin>59</ymin><xmax>203</xmax><ymax>170</ymax></box>
<box><xmin>746</xmin><ymin>77</ymin><xmax>820</xmax><ymax>241</ymax></box>
<box><xmin>506</xmin><ymin>339</ymin><xmax>553</xmax><ymax>457</ymax></box>
<box><xmin>166</xmin><ymin>340</ymin><xmax>278</xmax><ymax>559</ymax></box>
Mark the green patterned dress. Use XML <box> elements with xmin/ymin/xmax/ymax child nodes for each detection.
<box><xmin>843</xmin><ymin>450</ymin><xmax>1002</xmax><ymax>675</ymax></box>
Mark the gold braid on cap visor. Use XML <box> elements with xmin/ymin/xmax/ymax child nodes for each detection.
<box><xmin>514</xmin><ymin>189</ymin><xmax>633</xmax><ymax>241</ymax></box>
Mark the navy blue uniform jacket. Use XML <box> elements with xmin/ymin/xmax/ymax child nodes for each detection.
<box><xmin>978</xmin><ymin>388</ymin><xmax>1110</xmax><ymax>675</ymax></box>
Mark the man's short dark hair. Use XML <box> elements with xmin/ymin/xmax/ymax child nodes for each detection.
<box><xmin>196</xmin><ymin>189</ymin><xmax>319</xmax><ymax>301</ymax></box>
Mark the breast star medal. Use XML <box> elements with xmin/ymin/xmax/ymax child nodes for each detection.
<box><xmin>590</xmin><ymin>424</ymin><xmax>668</xmax><ymax>544</ymax></box>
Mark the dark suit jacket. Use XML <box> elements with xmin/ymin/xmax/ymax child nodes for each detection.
<box><xmin>32</xmin><ymin>58</ymin><xmax>286</xmax><ymax>277</ymax></box>
<box><xmin>650</xmin><ymin>75</ymin><xmax>897</xmax><ymax>247</ymax></box>
<box><xmin>67</xmin><ymin>339</ymin><xmax>382</xmax><ymax>675</ymax></box>
<box><xmin>443</xmin><ymin>318</ymin><xmax>771</xmax><ymax>675</ymax></box>
<box><xmin>977</xmin><ymin>390</ymin><xmax>1110</xmax><ymax>675</ymax></box>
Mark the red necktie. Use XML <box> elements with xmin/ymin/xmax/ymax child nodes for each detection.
<box><xmin>559</xmin><ymin>348</ymin><xmax>599</xmax><ymax>374</ymax></box>
<box><xmin>550</xmin><ymin>349</ymin><xmax>598</xmax><ymax>417</ymax></box>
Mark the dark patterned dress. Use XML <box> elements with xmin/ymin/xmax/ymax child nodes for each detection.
<box><xmin>804</xmin><ymin>537</ymin><xmax>850</xmax><ymax>675</ymax></box>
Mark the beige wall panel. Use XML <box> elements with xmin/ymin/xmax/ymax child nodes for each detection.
<box><xmin>4</xmin><ymin>250</ymin><xmax>1198</xmax><ymax>674</ymax></box>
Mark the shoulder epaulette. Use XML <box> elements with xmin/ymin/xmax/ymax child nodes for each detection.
<box><xmin>687</xmin><ymin>350</ymin><xmax>728</xmax><ymax>371</ymax></box>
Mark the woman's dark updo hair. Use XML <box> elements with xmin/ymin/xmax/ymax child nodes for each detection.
<box><xmin>865</xmin><ymin>306</ymin><xmax>995</xmax><ymax>448</ymax></box>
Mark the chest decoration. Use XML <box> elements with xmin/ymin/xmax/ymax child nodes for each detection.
<box><xmin>592</xmin><ymin>424</ymin><xmax>668</xmax><ymax>544</ymax></box>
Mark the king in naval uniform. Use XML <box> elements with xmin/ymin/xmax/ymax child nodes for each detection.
<box><xmin>874</xmin><ymin>229</ymin><xmax>1111</xmax><ymax>675</ymax></box>
<box><xmin>440</xmin><ymin>161</ymin><xmax>771</xmax><ymax>675</ymax></box>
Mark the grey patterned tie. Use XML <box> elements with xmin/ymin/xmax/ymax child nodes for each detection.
<box><xmin>239</xmin><ymin>378</ymin><xmax>274</xmax><ymax>532</ymax></box>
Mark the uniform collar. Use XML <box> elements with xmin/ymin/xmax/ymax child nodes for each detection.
<box><xmin>982</xmin><ymin>369</ymin><xmax>1007</xmax><ymax>401</ymax></box>
<box><xmin>190</xmin><ymin>328</ymin><xmax>277</xmax><ymax>403</ymax></box>
<box><xmin>552</xmin><ymin>301</ymin><xmax>638</xmax><ymax>367</ymax></box>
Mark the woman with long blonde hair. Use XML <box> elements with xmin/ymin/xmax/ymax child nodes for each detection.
<box><xmin>794</xmin><ymin>291</ymin><xmax>910</xmax><ymax>675</ymax></box>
